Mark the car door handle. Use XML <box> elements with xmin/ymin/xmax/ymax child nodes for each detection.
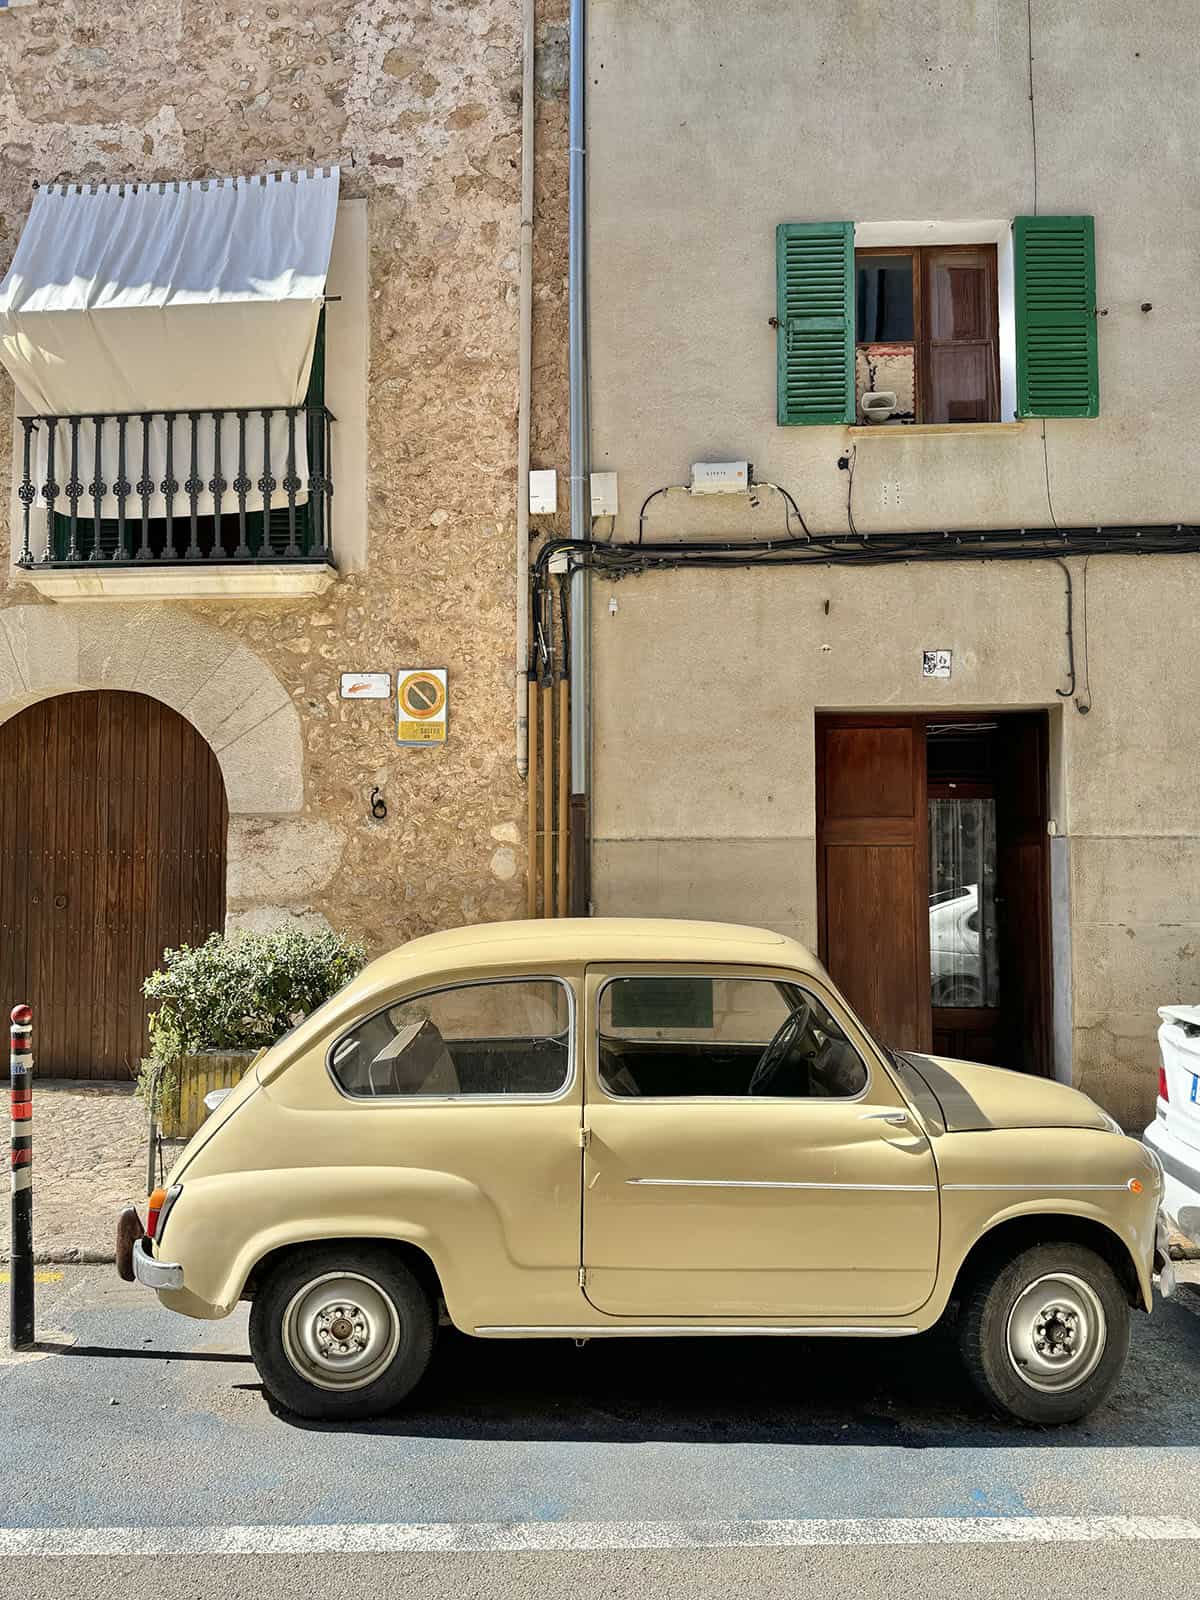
<box><xmin>860</xmin><ymin>1108</ymin><xmax>909</xmax><ymax>1126</ymax></box>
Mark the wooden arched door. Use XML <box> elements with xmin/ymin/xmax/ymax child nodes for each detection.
<box><xmin>0</xmin><ymin>692</ymin><xmax>227</xmax><ymax>1079</ymax></box>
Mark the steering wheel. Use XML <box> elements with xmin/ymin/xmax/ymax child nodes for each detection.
<box><xmin>747</xmin><ymin>999</ymin><xmax>812</xmax><ymax>1096</ymax></box>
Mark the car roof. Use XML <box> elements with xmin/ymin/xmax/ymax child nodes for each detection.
<box><xmin>367</xmin><ymin>917</ymin><xmax>819</xmax><ymax>982</ymax></box>
<box><xmin>256</xmin><ymin>919</ymin><xmax>827</xmax><ymax>1084</ymax></box>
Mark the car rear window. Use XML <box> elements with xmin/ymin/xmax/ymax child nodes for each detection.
<box><xmin>329</xmin><ymin>977</ymin><xmax>572</xmax><ymax>1099</ymax></box>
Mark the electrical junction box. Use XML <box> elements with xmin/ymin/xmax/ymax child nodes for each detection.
<box><xmin>689</xmin><ymin>461</ymin><xmax>753</xmax><ymax>495</ymax></box>
<box><xmin>529</xmin><ymin>469</ymin><xmax>558</xmax><ymax>515</ymax></box>
<box><xmin>590</xmin><ymin>471</ymin><xmax>619</xmax><ymax>517</ymax></box>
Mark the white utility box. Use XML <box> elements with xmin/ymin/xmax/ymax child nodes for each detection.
<box><xmin>689</xmin><ymin>461</ymin><xmax>752</xmax><ymax>495</ymax></box>
<box><xmin>529</xmin><ymin>469</ymin><xmax>558</xmax><ymax>515</ymax></box>
<box><xmin>590</xmin><ymin>471</ymin><xmax>619</xmax><ymax>517</ymax></box>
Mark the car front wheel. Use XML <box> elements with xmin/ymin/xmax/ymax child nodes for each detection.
<box><xmin>249</xmin><ymin>1244</ymin><xmax>435</xmax><ymax>1420</ymax></box>
<box><xmin>958</xmin><ymin>1241</ymin><xmax>1130</xmax><ymax>1425</ymax></box>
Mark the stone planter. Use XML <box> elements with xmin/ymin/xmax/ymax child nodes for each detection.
<box><xmin>159</xmin><ymin>1051</ymin><xmax>259</xmax><ymax>1141</ymax></box>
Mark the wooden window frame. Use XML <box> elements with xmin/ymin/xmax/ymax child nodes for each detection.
<box><xmin>855</xmin><ymin>244</ymin><xmax>1001</xmax><ymax>425</ymax></box>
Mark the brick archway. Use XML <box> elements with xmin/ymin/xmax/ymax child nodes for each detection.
<box><xmin>0</xmin><ymin>605</ymin><xmax>303</xmax><ymax>816</ymax></box>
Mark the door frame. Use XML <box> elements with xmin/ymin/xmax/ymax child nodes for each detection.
<box><xmin>816</xmin><ymin>709</ymin><xmax>1054</xmax><ymax>1075</ymax></box>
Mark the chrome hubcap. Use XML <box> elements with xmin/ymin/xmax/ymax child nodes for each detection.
<box><xmin>1005</xmin><ymin>1272</ymin><xmax>1106</xmax><ymax>1394</ymax></box>
<box><xmin>281</xmin><ymin>1272</ymin><xmax>401</xmax><ymax>1392</ymax></box>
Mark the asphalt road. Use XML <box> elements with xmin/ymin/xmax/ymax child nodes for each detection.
<box><xmin>2</xmin><ymin>1267</ymin><xmax>1199</xmax><ymax>1598</ymax></box>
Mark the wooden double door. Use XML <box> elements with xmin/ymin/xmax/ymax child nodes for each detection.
<box><xmin>0</xmin><ymin>692</ymin><xmax>227</xmax><ymax>1079</ymax></box>
<box><xmin>816</xmin><ymin>712</ymin><xmax>1051</xmax><ymax>1074</ymax></box>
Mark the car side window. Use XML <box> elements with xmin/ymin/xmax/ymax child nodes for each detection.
<box><xmin>598</xmin><ymin>976</ymin><xmax>868</xmax><ymax>1100</ymax></box>
<box><xmin>330</xmin><ymin>978</ymin><xmax>572</xmax><ymax>1098</ymax></box>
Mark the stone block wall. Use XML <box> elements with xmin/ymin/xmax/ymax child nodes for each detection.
<box><xmin>0</xmin><ymin>0</ymin><xmax>570</xmax><ymax>954</ymax></box>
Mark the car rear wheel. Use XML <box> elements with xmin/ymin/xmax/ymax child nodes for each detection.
<box><xmin>249</xmin><ymin>1244</ymin><xmax>435</xmax><ymax>1420</ymax></box>
<box><xmin>958</xmin><ymin>1242</ymin><xmax>1130</xmax><ymax>1425</ymax></box>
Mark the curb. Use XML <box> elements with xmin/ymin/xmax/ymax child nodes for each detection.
<box><xmin>0</xmin><ymin>1249</ymin><xmax>115</xmax><ymax>1266</ymax></box>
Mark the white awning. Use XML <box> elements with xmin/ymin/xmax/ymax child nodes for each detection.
<box><xmin>0</xmin><ymin>169</ymin><xmax>339</xmax><ymax>518</ymax></box>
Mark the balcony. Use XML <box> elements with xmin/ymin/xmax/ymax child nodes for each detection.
<box><xmin>14</xmin><ymin>404</ymin><xmax>336</xmax><ymax>602</ymax></box>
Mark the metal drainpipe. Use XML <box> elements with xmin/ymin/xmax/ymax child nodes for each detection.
<box><xmin>567</xmin><ymin>0</ymin><xmax>591</xmax><ymax>914</ymax></box>
<box><xmin>515</xmin><ymin>0</ymin><xmax>535</xmax><ymax>778</ymax></box>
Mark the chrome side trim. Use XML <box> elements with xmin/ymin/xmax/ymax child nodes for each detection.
<box><xmin>626</xmin><ymin>1178</ymin><xmax>936</xmax><ymax>1192</ymax></box>
<box><xmin>941</xmin><ymin>1182</ymin><xmax>1132</xmax><ymax>1193</ymax></box>
<box><xmin>473</xmin><ymin>1324</ymin><xmax>920</xmax><ymax>1338</ymax></box>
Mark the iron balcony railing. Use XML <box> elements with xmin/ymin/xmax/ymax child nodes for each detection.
<box><xmin>16</xmin><ymin>404</ymin><xmax>334</xmax><ymax>567</ymax></box>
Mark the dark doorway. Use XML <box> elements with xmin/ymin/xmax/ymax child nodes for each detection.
<box><xmin>816</xmin><ymin>711</ymin><xmax>1052</xmax><ymax>1074</ymax></box>
<box><xmin>0</xmin><ymin>691</ymin><xmax>228</xmax><ymax>1079</ymax></box>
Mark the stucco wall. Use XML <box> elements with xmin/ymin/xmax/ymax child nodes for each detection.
<box><xmin>585</xmin><ymin>0</ymin><xmax>1200</xmax><ymax>1126</ymax></box>
<box><xmin>0</xmin><ymin>0</ymin><xmax>569</xmax><ymax>953</ymax></box>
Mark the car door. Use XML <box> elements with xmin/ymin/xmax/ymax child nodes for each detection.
<box><xmin>581</xmin><ymin>964</ymin><xmax>940</xmax><ymax>1320</ymax></box>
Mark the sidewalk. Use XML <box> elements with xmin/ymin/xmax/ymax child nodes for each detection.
<box><xmin>2</xmin><ymin>1082</ymin><xmax>146</xmax><ymax>1263</ymax></box>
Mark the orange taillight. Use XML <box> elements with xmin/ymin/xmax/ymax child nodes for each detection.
<box><xmin>145</xmin><ymin>1186</ymin><xmax>168</xmax><ymax>1241</ymax></box>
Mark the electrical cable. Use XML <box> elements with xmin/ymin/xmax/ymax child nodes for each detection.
<box><xmin>755</xmin><ymin>480</ymin><xmax>811</xmax><ymax>538</ymax></box>
<box><xmin>1053</xmin><ymin>557</ymin><xmax>1076</xmax><ymax>701</ymax></box>
<box><xmin>557</xmin><ymin>571</ymin><xmax>571</xmax><ymax>678</ymax></box>
<box><xmin>1076</xmin><ymin>553</ymin><xmax>1093</xmax><ymax>711</ymax></box>
<box><xmin>533</xmin><ymin>522</ymin><xmax>1200</xmax><ymax>591</ymax></box>
<box><xmin>1041</xmin><ymin>422</ymin><xmax>1060</xmax><ymax>529</ymax></box>
<box><xmin>637</xmin><ymin>484</ymin><xmax>681</xmax><ymax>544</ymax></box>
<box><xmin>536</xmin><ymin>530</ymin><xmax>1187</xmax><ymax>721</ymax></box>
<box><xmin>638</xmin><ymin>477</ymin><xmax>811</xmax><ymax>543</ymax></box>
<box><xmin>846</xmin><ymin>446</ymin><xmax>860</xmax><ymax>538</ymax></box>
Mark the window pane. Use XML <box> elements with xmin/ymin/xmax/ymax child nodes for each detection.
<box><xmin>330</xmin><ymin>979</ymin><xmax>571</xmax><ymax>1097</ymax></box>
<box><xmin>610</xmin><ymin>976</ymin><xmax>713</xmax><ymax>1030</ymax></box>
<box><xmin>929</xmin><ymin>799</ymin><xmax>1000</xmax><ymax>1008</ymax></box>
<box><xmin>855</xmin><ymin>256</ymin><xmax>914</xmax><ymax>343</ymax></box>
<box><xmin>599</xmin><ymin>977</ymin><xmax>868</xmax><ymax>1099</ymax></box>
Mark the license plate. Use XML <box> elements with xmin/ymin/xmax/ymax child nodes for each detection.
<box><xmin>1191</xmin><ymin>1072</ymin><xmax>1200</xmax><ymax>1103</ymax></box>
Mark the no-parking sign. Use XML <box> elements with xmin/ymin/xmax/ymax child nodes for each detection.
<box><xmin>396</xmin><ymin>668</ymin><xmax>448</xmax><ymax>746</ymax></box>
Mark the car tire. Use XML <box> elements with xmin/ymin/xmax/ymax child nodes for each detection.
<box><xmin>249</xmin><ymin>1244</ymin><xmax>435</xmax><ymax>1421</ymax></box>
<box><xmin>958</xmin><ymin>1241</ymin><xmax>1130</xmax><ymax>1426</ymax></box>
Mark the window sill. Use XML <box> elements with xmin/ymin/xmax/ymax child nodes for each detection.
<box><xmin>17</xmin><ymin>562</ymin><xmax>337</xmax><ymax>603</ymax></box>
<box><xmin>846</xmin><ymin>422</ymin><xmax>1027</xmax><ymax>439</ymax></box>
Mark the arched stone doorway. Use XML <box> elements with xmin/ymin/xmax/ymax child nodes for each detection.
<box><xmin>0</xmin><ymin>690</ymin><xmax>228</xmax><ymax>1079</ymax></box>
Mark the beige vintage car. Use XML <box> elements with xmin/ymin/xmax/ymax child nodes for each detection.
<box><xmin>117</xmin><ymin>919</ymin><xmax>1163</xmax><ymax>1426</ymax></box>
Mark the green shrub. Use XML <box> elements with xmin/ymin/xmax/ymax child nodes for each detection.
<box><xmin>142</xmin><ymin>927</ymin><xmax>367</xmax><ymax>1073</ymax></box>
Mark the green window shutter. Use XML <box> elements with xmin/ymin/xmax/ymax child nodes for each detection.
<box><xmin>776</xmin><ymin>222</ymin><xmax>855</xmax><ymax>426</ymax></box>
<box><xmin>307</xmin><ymin>305</ymin><xmax>326</xmax><ymax>407</ymax></box>
<box><xmin>1014</xmin><ymin>215</ymin><xmax>1099</xmax><ymax>418</ymax></box>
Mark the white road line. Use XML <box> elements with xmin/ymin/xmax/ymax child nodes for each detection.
<box><xmin>2</xmin><ymin>1517</ymin><xmax>1200</xmax><ymax>1556</ymax></box>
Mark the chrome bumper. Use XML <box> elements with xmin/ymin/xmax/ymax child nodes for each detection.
<box><xmin>131</xmin><ymin>1238</ymin><xmax>184</xmax><ymax>1292</ymax></box>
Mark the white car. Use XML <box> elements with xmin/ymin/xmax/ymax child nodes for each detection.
<box><xmin>1143</xmin><ymin>1005</ymin><xmax>1200</xmax><ymax>1287</ymax></box>
<box><xmin>929</xmin><ymin>884</ymin><xmax>985</xmax><ymax>1007</ymax></box>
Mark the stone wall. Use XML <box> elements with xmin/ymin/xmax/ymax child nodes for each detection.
<box><xmin>0</xmin><ymin>0</ymin><xmax>570</xmax><ymax>953</ymax></box>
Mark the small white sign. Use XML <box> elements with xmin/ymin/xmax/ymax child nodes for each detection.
<box><xmin>340</xmin><ymin>672</ymin><xmax>392</xmax><ymax>700</ymax></box>
<box><xmin>922</xmin><ymin>649</ymin><xmax>952</xmax><ymax>679</ymax></box>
